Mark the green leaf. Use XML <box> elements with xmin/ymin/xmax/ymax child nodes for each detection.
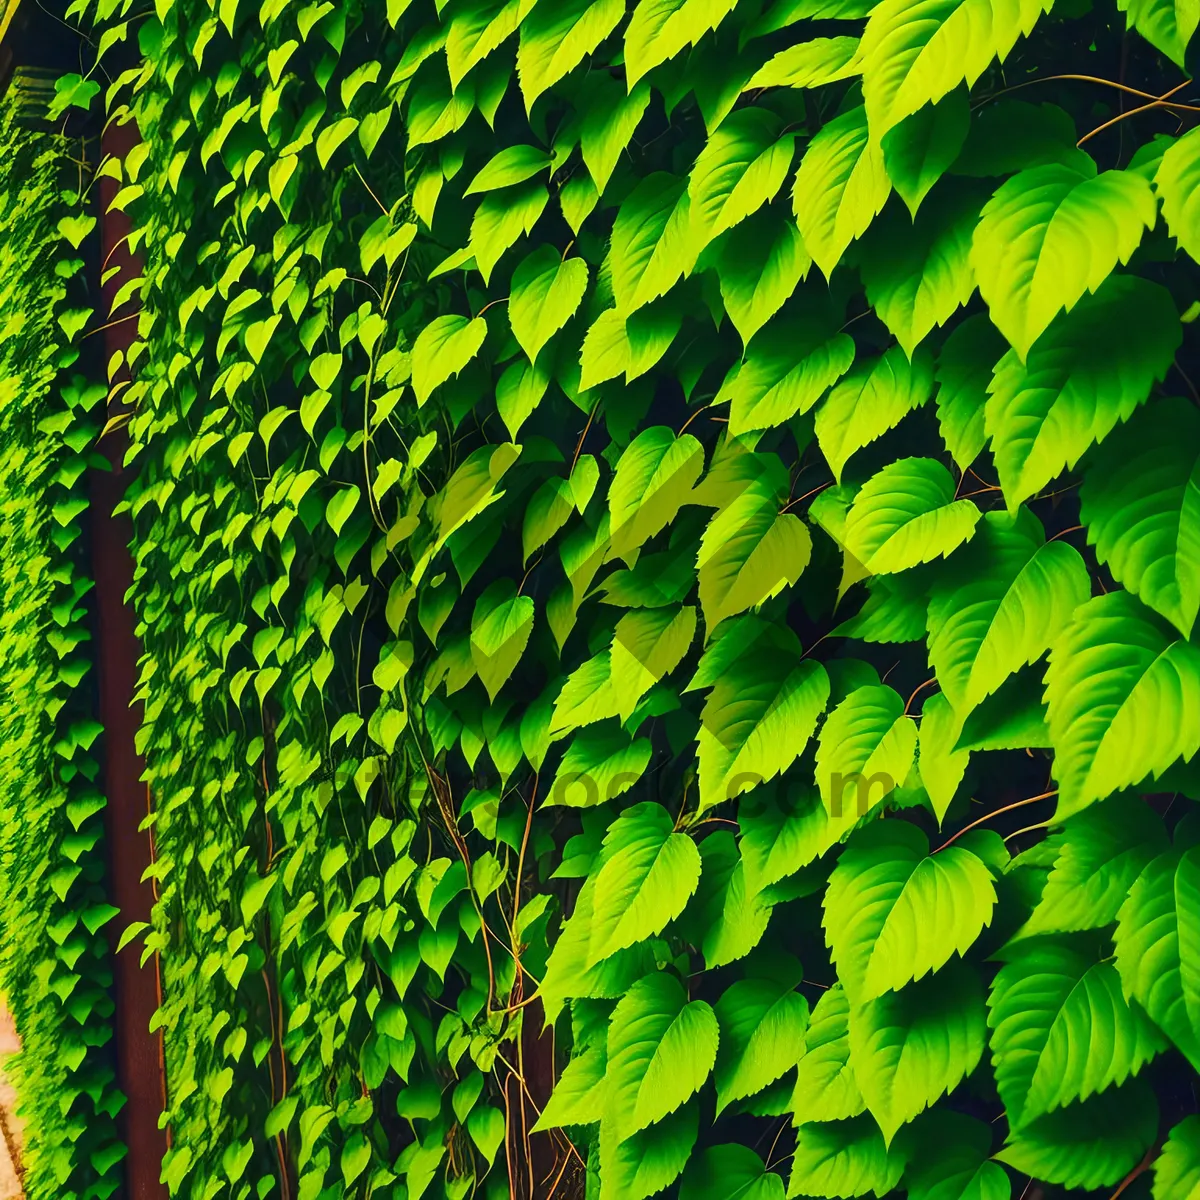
<box><xmin>608</xmin><ymin>427</ymin><xmax>705</xmax><ymax>561</ymax></box>
<box><xmin>611</xmin><ymin>606</ymin><xmax>698</xmax><ymax>721</ymax></box>
<box><xmin>860</xmin><ymin>0</ymin><xmax>1055</xmax><ymax>139</ymax></box>
<box><xmin>972</xmin><ymin>159</ymin><xmax>1156</xmax><ymax>359</ymax></box>
<box><xmin>849</xmin><ymin>962</ymin><xmax>986</xmax><ymax>1144</ymax></box>
<box><xmin>815</xmin><ymin>345</ymin><xmax>934</xmax><ymax>483</ymax></box>
<box><xmin>604</xmin><ymin>971</ymin><xmax>719</xmax><ymax>1137</ymax></box>
<box><xmin>467</xmin><ymin>1105</ymin><xmax>506</xmax><ymax>1165</ymax></box>
<box><xmin>589</xmin><ymin>802</ymin><xmax>702</xmax><ymax>963</ymax></box>
<box><xmin>793</xmin><ymin>104</ymin><xmax>891</xmax><ymax>278</ymax></box>
<box><xmin>844</xmin><ymin>457</ymin><xmax>981</xmax><ymax>575</ymax></box>
<box><xmin>697</xmin><ymin>475</ymin><xmax>813</xmax><ymax>627</ymax></box>
<box><xmin>465</xmin><ymin>181</ymin><xmax>550</xmax><ymax>283</ymax></box>
<box><xmin>326</xmin><ymin>485</ymin><xmax>361</xmax><ymax>536</ymax></box>
<box><xmin>1157</xmin><ymin>125</ymin><xmax>1200</xmax><ymax>261</ymax></box>
<box><xmin>623</xmin><ymin>0</ymin><xmax>739</xmax><ymax>85</ymax></box>
<box><xmin>689</xmin><ymin>109</ymin><xmax>797</xmax><ymax>255</ymax></box>
<box><xmin>517</xmin><ymin>0</ymin><xmax>625</xmax><ymax>109</ymax></box>
<box><xmin>680</xmin><ymin>1146</ymin><xmax>785</xmax><ymax>1200</ymax></box>
<box><xmin>746</xmin><ymin>35</ymin><xmax>859</xmax><ymax>90</ymax></box>
<box><xmin>985</xmin><ymin>275</ymin><xmax>1181</xmax><ymax>509</ymax></box>
<box><xmin>1045</xmin><ymin>591</ymin><xmax>1200</xmax><ymax>820</ymax></box>
<box><xmin>791</xmin><ymin>984</ymin><xmax>867</xmax><ymax>1123</ymax></box>
<box><xmin>1118</xmin><ymin>0</ymin><xmax>1198</xmax><ymax>65</ymax></box>
<box><xmin>994</xmin><ymin>1081</ymin><xmax>1159</xmax><ymax>1192</ymax></box>
<box><xmin>934</xmin><ymin>313</ymin><xmax>1008</xmax><ymax>470</ymax></box>
<box><xmin>581</xmin><ymin>78</ymin><xmax>653</xmax><ymax>197</ymax></box>
<box><xmin>917</xmin><ymin>691</ymin><xmax>970</xmax><ymax>824</ymax></box>
<box><xmin>523</xmin><ymin>477</ymin><xmax>575</xmax><ymax>564</ymax></box>
<box><xmin>926</xmin><ymin>507</ymin><xmax>1090</xmax><ymax>714</ymax></box>
<box><xmin>696</xmin><ymin>637</ymin><xmax>829</xmax><ymax>812</ymax></box>
<box><xmin>1020</xmin><ymin>795</ymin><xmax>1168</xmax><ymax>938</ymax></box>
<box><xmin>1080</xmin><ymin>396</ymin><xmax>1200</xmax><ymax>637</ymax></box>
<box><xmin>715</xmin><ymin>975</ymin><xmax>809</xmax><ymax>1114</ymax></box>
<box><xmin>509</xmin><ymin>247</ymin><xmax>589</xmax><ymax>365</ymax></box>
<box><xmin>719</xmin><ymin>314</ymin><xmax>856</xmax><ymax>436</ymax></box>
<box><xmin>824</xmin><ymin>820</ymin><xmax>996</xmax><ymax>1002</ymax></box>
<box><xmin>903</xmin><ymin>1111</ymin><xmax>1010</xmax><ymax>1200</ymax></box>
<box><xmin>496</xmin><ymin>359</ymin><xmax>550</xmax><ymax>439</ymax></box>
<box><xmin>815</xmin><ymin>685</ymin><xmax>916</xmax><ymax>818</ymax></box>
<box><xmin>715</xmin><ymin>208</ymin><xmax>812</xmax><ymax>347</ymax></box>
<box><xmin>881</xmin><ymin>90</ymin><xmax>970</xmax><ymax>216</ymax></box>
<box><xmin>434</xmin><ymin>442</ymin><xmax>522</xmax><ymax>548</ymax></box>
<box><xmin>1155</xmin><ymin>1116</ymin><xmax>1200</xmax><ymax>1200</ymax></box>
<box><xmin>1115</xmin><ymin>842</ymin><xmax>1200</xmax><ymax>1070</ymax></box>
<box><xmin>412</xmin><ymin>315</ymin><xmax>488</xmax><ymax>406</ymax></box>
<box><xmin>989</xmin><ymin>935</ymin><xmax>1164</xmax><ymax>1128</ymax></box>
<box><xmin>693</xmin><ymin>834</ymin><xmax>774</xmax><ymax>969</ymax></box>
<box><xmin>599</xmin><ymin>1103</ymin><xmax>699</xmax><ymax>1200</ymax></box>
<box><xmin>552</xmin><ymin>726</ymin><xmax>653</xmax><ymax>806</ymax></box>
<box><xmin>535</xmin><ymin>1043</ymin><xmax>607</xmax><ymax>1130</ymax></box>
<box><xmin>786</xmin><ymin>1115</ymin><xmax>904</xmax><ymax>1199</ymax></box>
<box><xmin>611</xmin><ymin>173</ymin><xmax>696</xmax><ymax>314</ymax></box>
<box><xmin>861</xmin><ymin>185</ymin><xmax>982</xmax><ymax>357</ymax></box>
<box><xmin>469</xmin><ymin>580</ymin><xmax>534</xmax><ymax>700</ymax></box>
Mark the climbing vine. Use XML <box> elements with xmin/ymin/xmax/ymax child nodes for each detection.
<box><xmin>12</xmin><ymin>0</ymin><xmax>1200</xmax><ymax>1192</ymax></box>
<box><xmin>0</xmin><ymin>92</ymin><xmax>125</xmax><ymax>1200</ymax></box>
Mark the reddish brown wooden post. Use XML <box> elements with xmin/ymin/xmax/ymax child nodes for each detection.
<box><xmin>91</xmin><ymin>111</ymin><xmax>169</xmax><ymax>1200</ymax></box>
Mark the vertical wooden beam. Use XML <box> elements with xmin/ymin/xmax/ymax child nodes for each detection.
<box><xmin>90</xmin><ymin>112</ymin><xmax>169</xmax><ymax>1200</ymax></box>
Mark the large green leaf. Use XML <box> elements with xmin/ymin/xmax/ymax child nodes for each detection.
<box><xmin>984</xmin><ymin>275</ymin><xmax>1181</xmax><ymax>510</ymax></box>
<box><xmin>971</xmin><ymin>158</ymin><xmax>1155</xmax><ymax>359</ymax></box>
<box><xmin>1155</xmin><ymin>1116</ymin><xmax>1200</xmax><ymax>1200</ymax></box>
<box><xmin>934</xmin><ymin>313</ymin><xmax>1008</xmax><ymax>470</ymax></box>
<box><xmin>860</xmin><ymin>185</ymin><xmax>981</xmax><ymax>357</ymax></box>
<box><xmin>588</xmin><ymin>802</ymin><xmax>702</xmax><ymax>963</ymax></box>
<box><xmin>697</xmin><ymin>465</ymin><xmax>813</xmax><ymax>627</ymax></box>
<box><xmin>550</xmin><ymin>727</ymin><xmax>653</xmax><ymax>806</ymax></box>
<box><xmin>689</xmin><ymin>833</ymin><xmax>774</xmax><ymax>969</ymax></box>
<box><xmin>610</xmin><ymin>606</ymin><xmax>698</xmax><ymax>721</ymax></box>
<box><xmin>786</xmin><ymin>1115</ymin><xmax>905</xmax><ymax>1199</ymax></box>
<box><xmin>988</xmin><ymin>935</ymin><xmax>1164</xmax><ymax>1128</ymax></box>
<box><xmin>1115</xmin><ymin>841</ymin><xmax>1200</xmax><ymax>1070</ymax></box>
<box><xmin>815</xmin><ymin>685</ymin><xmax>916</xmax><ymax>818</ymax></box>
<box><xmin>610</xmin><ymin>173</ymin><xmax>696</xmax><ymax>314</ymax></box>
<box><xmin>680</xmin><ymin>1146</ymin><xmax>785</xmax><ymax>1200</ymax></box>
<box><xmin>791</xmin><ymin>984</ymin><xmax>867</xmax><ymax>1123</ymax></box>
<box><xmin>696</xmin><ymin>636</ymin><xmax>829</xmax><ymax>812</ymax></box>
<box><xmin>926</xmin><ymin>507</ymin><xmax>1090</xmax><ymax>714</ymax></box>
<box><xmin>599</xmin><ymin>1102</ymin><xmax>699</xmax><ymax>1200</ymax></box>
<box><xmin>860</xmin><ymin>0</ymin><xmax>1055</xmax><ymax>138</ymax></box>
<box><xmin>469</xmin><ymin>580</ymin><xmax>534</xmax><ymax>699</ymax></box>
<box><xmin>1019</xmin><ymin>794</ymin><xmax>1168</xmax><ymax>938</ymax></box>
<box><xmin>1118</xmin><ymin>0</ymin><xmax>1198</xmax><ymax>65</ymax></box>
<box><xmin>746</xmin><ymin>35</ymin><xmax>860</xmax><ymax>90</ymax></box>
<box><xmin>917</xmin><ymin>691</ymin><xmax>970</xmax><ymax>824</ymax></box>
<box><xmin>1080</xmin><ymin>395</ymin><xmax>1200</xmax><ymax>637</ymax></box>
<box><xmin>581</xmin><ymin>77</ymin><xmax>653</xmax><ymax>196</ymax></box>
<box><xmin>1044</xmin><ymin>591</ymin><xmax>1200</xmax><ymax>820</ymax></box>
<box><xmin>719</xmin><ymin>314</ymin><xmax>855</xmax><ymax>436</ymax></box>
<box><xmin>994</xmin><ymin>1081</ymin><xmax>1159</xmax><ymax>1192</ymax></box>
<box><xmin>412</xmin><ymin>314</ymin><xmax>488</xmax><ymax>405</ymax></box>
<box><xmin>608</xmin><ymin>427</ymin><xmax>705</xmax><ymax>561</ymax></box>
<box><xmin>715</xmin><ymin>208</ymin><xmax>812</xmax><ymax>347</ymax></box>
<box><xmin>793</xmin><ymin>104</ymin><xmax>891</xmax><ymax>278</ymax></box>
<box><xmin>902</xmin><ymin>1111</ymin><xmax>1010</xmax><ymax>1200</ymax></box>
<box><xmin>824</xmin><ymin>820</ymin><xmax>996</xmax><ymax>1001</ymax></box>
<box><xmin>880</xmin><ymin>90</ymin><xmax>970</xmax><ymax>216</ymax></box>
<box><xmin>1157</xmin><ymin>125</ymin><xmax>1200</xmax><ymax>260</ymax></box>
<box><xmin>516</xmin><ymin>0</ymin><xmax>625</xmax><ymax>108</ymax></box>
<box><xmin>715</xmin><ymin>975</ymin><xmax>809</xmax><ymax>1113</ymax></box>
<box><xmin>508</xmin><ymin>246</ymin><xmax>588</xmax><ymax>365</ymax></box>
<box><xmin>815</xmin><ymin>345</ymin><xmax>934</xmax><ymax>483</ymax></box>
<box><xmin>849</xmin><ymin>962</ymin><xmax>986</xmax><ymax>1143</ymax></box>
<box><xmin>604</xmin><ymin>971</ymin><xmax>719</xmax><ymax>1137</ymax></box>
<box><xmin>843</xmin><ymin>458</ymin><xmax>981</xmax><ymax>575</ymax></box>
<box><xmin>689</xmin><ymin>109</ymin><xmax>797</xmax><ymax>255</ymax></box>
<box><xmin>623</xmin><ymin>0</ymin><xmax>739</xmax><ymax>85</ymax></box>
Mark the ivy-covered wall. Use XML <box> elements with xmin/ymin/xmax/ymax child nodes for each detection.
<box><xmin>7</xmin><ymin>0</ymin><xmax>1200</xmax><ymax>1193</ymax></box>
<box><xmin>0</xmin><ymin>98</ymin><xmax>125</xmax><ymax>1200</ymax></box>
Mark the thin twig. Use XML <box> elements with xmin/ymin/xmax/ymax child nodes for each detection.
<box><xmin>937</xmin><ymin>791</ymin><xmax>1059</xmax><ymax>851</ymax></box>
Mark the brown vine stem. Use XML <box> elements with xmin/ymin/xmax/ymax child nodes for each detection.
<box><xmin>1108</xmin><ymin>1145</ymin><xmax>1158</xmax><ymax>1199</ymax></box>
<box><xmin>936</xmin><ymin>790</ymin><xmax>1059</xmax><ymax>851</ymax></box>
<box><xmin>1078</xmin><ymin>79</ymin><xmax>1196</xmax><ymax>145</ymax></box>
<box><xmin>904</xmin><ymin>677</ymin><xmax>938</xmax><ymax>715</ymax></box>
<box><xmin>975</xmin><ymin>72</ymin><xmax>1194</xmax><ymax>107</ymax></box>
<box><xmin>570</xmin><ymin>399</ymin><xmax>602</xmax><ymax>472</ymax></box>
<box><xmin>352</xmin><ymin>163</ymin><xmax>389</xmax><ymax>216</ymax></box>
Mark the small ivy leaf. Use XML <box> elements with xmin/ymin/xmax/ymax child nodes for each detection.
<box><xmin>467</xmin><ymin>1105</ymin><xmax>506</xmax><ymax>1166</ymax></box>
<box><xmin>326</xmin><ymin>485</ymin><xmax>361</xmax><ymax>536</ymax></box>
<box><xmin>509</xmin><ymin>245</ymin><xmax>589</xmax><ymax>364</ymax></box>
<box><xmin>469</xmin><ymin>580</ymin><xmax>535</xmax><ymax>700</ymax></box>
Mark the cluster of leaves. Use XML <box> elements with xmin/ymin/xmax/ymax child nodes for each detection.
<box><xmin>0</xmin><ymin>97</ymin><xmax>126</xmax><ymax>1200</ymax></box>
<box><xmin>44</xmin><ymin>0</ymin><xmax>1200</xmax><ymax>1190</ymax></box>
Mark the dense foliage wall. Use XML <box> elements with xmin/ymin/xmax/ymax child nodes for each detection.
<box><xmin>9</xmin><ymin>0</ymin><xmax>1200</xmax><ymax>1192</ymax></box>
<box><xmin>0</xmin><ymin>99</ymin><xmax>125</xmax><ymax>1200</ymax></box>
